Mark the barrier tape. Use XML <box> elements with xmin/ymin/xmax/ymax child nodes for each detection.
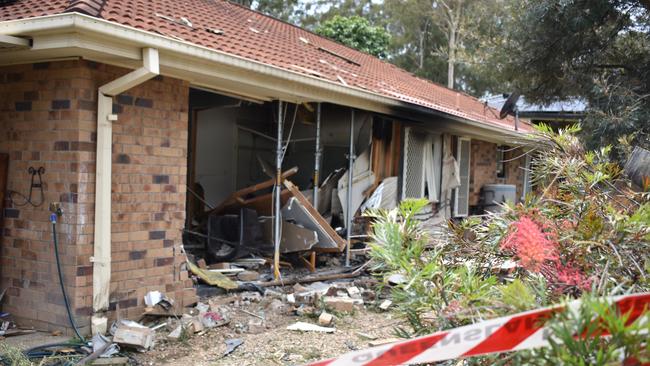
<box><xmin>306</xmin><ymin>293</ymin><xmax>650</xmax><ymax>366</ymax></box>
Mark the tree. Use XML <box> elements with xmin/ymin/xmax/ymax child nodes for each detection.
<box><xmin>488</xmin><ymin>0</ymin><xmax>650</xmax><ymax>158</ymax></box>
<box><xmin>430</xmin><ymin>0</ymin><xmax>478</xmax><ymax>89</ymax></box>
<box><xmin>231</xmin><ymin>0</ymin><xmax>301</xmax><ymax>22</ymax></box>
<box><xmin>315</xmin><ymin>15</ymin><xmax>391</xmax><ymax>57</ymax></box>
<box><xmin>383</xmin><ymin>0</ymin><xmax>446</xmax><ymax>82</ymax></box>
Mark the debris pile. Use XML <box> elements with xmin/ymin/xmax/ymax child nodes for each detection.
<box><xmin>69</xmin><ymin>270</ymin><xmax>387</xmax><ymax>364</ymax></box>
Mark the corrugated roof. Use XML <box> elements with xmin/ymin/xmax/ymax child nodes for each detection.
<box><xmin>0</xmin><ymin>0</ymin><xmax>532</xmax><ymax>132</ymax></box>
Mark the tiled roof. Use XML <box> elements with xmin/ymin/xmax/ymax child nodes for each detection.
<box><xmin>0</xmin><ymin>0</ymin><xmax>531</xmax><ymax>132</ymax></box>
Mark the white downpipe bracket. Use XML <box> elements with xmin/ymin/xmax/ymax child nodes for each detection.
<box><xmin>92</xmin><ymin>48</ymin><xmax>159</xmax><ymax>334</ymax></box>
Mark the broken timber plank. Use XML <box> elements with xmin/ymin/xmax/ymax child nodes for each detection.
<box><xmin>282</xmin><ymin>180</ymin><xmax>346</xmax><ymax>252</ymax></box>
<box><xmin>256</xmin><ymin>261</ymin><xmax>368</xmax><ymax>287</ymax></box>
<box><xmin>208</xmin><ymin>167</ymin><xmax>298</xmax><ymax>216</ymax></box>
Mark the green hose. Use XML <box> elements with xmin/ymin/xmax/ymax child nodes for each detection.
<box><xmin>50</xmin><ymin>213</ymin><xmax>85</xmax><ymax>342</ymax></box>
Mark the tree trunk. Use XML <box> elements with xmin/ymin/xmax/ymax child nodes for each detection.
<box><xmin>447</xmin><ymin>25</ymin><xmax>456</xmax><ymax>89</ymax></box>
<box><xmin>418</xmin><ymin>20</ymin><xmax>429</xmax><ymax>70</ymax></box>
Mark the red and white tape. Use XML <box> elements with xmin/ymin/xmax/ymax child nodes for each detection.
<box><xmin>307</xmin><ymin>293</ymin><xmax>650</xmax><ymax>366</ymax></box>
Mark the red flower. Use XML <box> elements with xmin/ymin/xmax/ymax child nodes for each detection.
<box><xmin>501</xmin><ymin>216</ymin><xmax>559</xmax><ymax>272</ymax></box>
<box><xmin>555</xmin><ymin>264</ymin><xmax>592</xmax><ymax>291</ymax></box>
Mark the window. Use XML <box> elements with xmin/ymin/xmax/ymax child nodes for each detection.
<box><xmin>496</xmin><ymin>145</ymin><xmax>506</xmax><ymax>178</ymax></box>
<box><xmin>402</xmin><ymin>128</ymin><xmax>443</xmax><ymax>202</ymax></box>
<box><xmin>454</xmin><ymin>137</ymin><xmax>471</xmax><ymax>217</ymax></box>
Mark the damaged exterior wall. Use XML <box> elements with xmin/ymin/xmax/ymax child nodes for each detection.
<box><xmin>0</xmin><ymin>60</ymin><xmax>196</xmax><ymax>334</ymax></box>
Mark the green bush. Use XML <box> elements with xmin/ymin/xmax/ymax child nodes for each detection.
<box><xmin>365</xmin><ymin>125</ymin><xmax>649</xmax><ymax>362</ymax></box>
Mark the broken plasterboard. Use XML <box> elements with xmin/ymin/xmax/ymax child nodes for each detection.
<box><xmin>261</xmin><ymin>219</ymin><xmax>318</xmax><ymax>253</ymax></box>
<box><xmin>337</xmin><ymin>148</ymin><xmax>375</xmax><ymax>222</ymax></box>
<box><xmin>337</xmin><ymin>170</ymin><xmax>375</xmax><ymax>223</ymax></box>
<box><xmin>360</xmin><ymin>176</ymin><xmax>398</xmax><ymax>212</ymax></box>
<box><xmin>282</xmin><ymin>180</ymin><xmax>346</xmax><ymax>251</ymax></box>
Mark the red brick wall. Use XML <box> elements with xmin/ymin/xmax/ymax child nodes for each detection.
<box><xmin>469</xmin><ymin>140</ymin><xmax>526</xmax><ymax>208</ymax></box>
<box><xmin>0</xmin><ymin>60</ymin><xmax>196</xmax><ymax>334</ymax></box>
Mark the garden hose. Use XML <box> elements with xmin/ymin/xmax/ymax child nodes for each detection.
<box><xmin>50</xmin><ymin>212</ymin><xmax>85</xmax><ymax>342</ymax></box>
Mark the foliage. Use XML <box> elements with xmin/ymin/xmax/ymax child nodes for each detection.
<box><xmin>366</xmin><ymin>127</ymin><xmax>649</xmax><ymax>361</ymax></box>
<box><xmin>487</xmin><ymin>0</ymin><xmax>650</xmax><ymax>160</ymax></box>
<box><xmin>0</xmin><ymin>343</ymin><xmax>30</xmax><ymax>366</ymax></box>
<box><xmin>315</xmin><ymin>15</ymin><xmax>391</xmax><ymax>57</ymax></box>
<box><xmin>506</xmin><ymin>295</ymin><xmax>650</xmax><ymax>366</ymax></box>
<box><xmin>542</xmin><ymin>296</ymin><xmax>650</xmax><ymax>365</ymax></box>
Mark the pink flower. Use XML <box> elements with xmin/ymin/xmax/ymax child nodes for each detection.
<box><xmin>555</xmin><ymin>264</ymin><xmax>592</xmax><ymax>291</ymax></box>
<box><xmin>501</xmin><ymin>216</ymin><xmax>559</xmax><ymax>273</ymax></box>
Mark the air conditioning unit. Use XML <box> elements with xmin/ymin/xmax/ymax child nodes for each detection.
<box><xmin>481</xmin><ymin>184</ymin><xmax>516</xmax><ymax>213</ymax></box>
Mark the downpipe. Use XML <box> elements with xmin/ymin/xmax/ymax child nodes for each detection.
<box><xmin>91</xmin><ymin>48</ymin><xmax>159</xmax><ymax>335</ymax></box>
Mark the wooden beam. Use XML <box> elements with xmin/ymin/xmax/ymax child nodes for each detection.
<box><xmin>206</xmin><ymin>166</ymin><xmax>298</xmax><ymax>216</ymax></box>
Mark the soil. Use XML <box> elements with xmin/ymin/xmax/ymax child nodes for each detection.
<box><xmin>135</xmin><ymin>282</ymin><xmax>405</xmax><ymax>366</ymax></box>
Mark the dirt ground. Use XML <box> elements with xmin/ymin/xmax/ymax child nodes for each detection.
<box><xmin>135</xmin><ymin>283</ymin><xmax>405</xmax><ymax>366</ymax></box>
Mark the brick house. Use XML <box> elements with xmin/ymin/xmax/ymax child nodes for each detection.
<box><xmin>0</xmin><ymin>0</ymin><xmax>534</xmax><ymax>334</ymax></box>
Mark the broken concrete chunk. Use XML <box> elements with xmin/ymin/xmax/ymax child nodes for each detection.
<box><xmin>237</xmin><ymin>270</ymin><xmax>260</xmax><ymax>282</ymax></box>
<box><xmin>379</xmin><ymin>300</ymin><xmax>392</xmax><ymax>311</ymax></box>
<box><xmin>323</xmin><ymin>297</ymin><xmax>355</xmax><ymax>313</ymax></box>
<box><xmin>346</xmin><ymin>286</ymin><xmax>361</xmax><ymax>298</ymax></box>
<box><xmin>265</xmin><ymin>299</ymin><xmax>287</xmax><ymax>314</ymax></box>
<box><xmin>287</xmin><ymin>321</ymin><xmax>335</xmax><ymax>333</ymax></box>
<box><xmin>294</xmin><ymin>291</ymin><xmax>316</xmax><ymax>305</ymax></box>
<box><xmin>113</xmin><ymin>324</ymin><xmax>155</xmax><ymax>350</ymax></box>
<box><xmin>247</xmin><ymin>319</ymin><xmax>265</xmax><ymax>334</ymax></box>
<box><xmin>318</xmin><ymin>312</ymin><xmax>333</xmax><ymax>326</ymax></box>
<box><xmin>167</xmin><ymin>325</ymin><xmax>182</xmax><ymax>340</ymax></box>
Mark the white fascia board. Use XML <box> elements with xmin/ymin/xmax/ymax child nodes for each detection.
<box><xmin>0</xmin><ymin>13</ymin><xmax>532</xmax><ymax>138</ymax></box>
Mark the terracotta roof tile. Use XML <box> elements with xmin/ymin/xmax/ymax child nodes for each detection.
<box><xmin>0</xmin><ymin>0</ymin><xmax>532</xmax><ymax>132</ymax></box>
